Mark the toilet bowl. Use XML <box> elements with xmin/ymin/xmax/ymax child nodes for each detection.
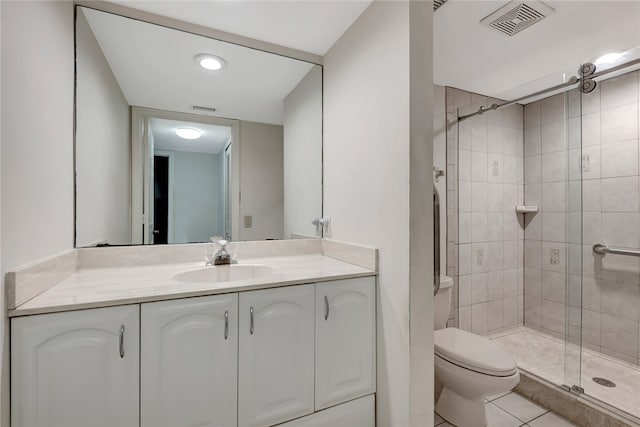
<box><xmin>434</xmin><ymin>327</ymin><xmax>519</xmax><ymax>427</ymax></box>
<box><xmin>434</xmin><ymin>276</ymin><xmax>519</xmax><ymax>427</ymax></box>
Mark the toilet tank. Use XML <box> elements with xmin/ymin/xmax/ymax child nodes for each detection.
<box><xmin>434</xmin><ymin>276</ymin><xmax>454</xmax><ymax>330</ymax></box>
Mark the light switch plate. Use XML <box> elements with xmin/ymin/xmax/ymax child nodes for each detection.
<box><xmin>244</xmin><ymin>215</ymin><xmax>252</xmax><ymax>228</ymax></box>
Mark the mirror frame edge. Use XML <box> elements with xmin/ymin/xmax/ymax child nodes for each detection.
<box><xmin>73</xmin><ymin>1</ymin><xmax>323</xmax><ymax>65</ymax></box>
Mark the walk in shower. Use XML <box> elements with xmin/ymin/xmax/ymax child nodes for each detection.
<box><xmin>445</xmin><ymin>47</ymin><xmax>640</xmax><ymax>424</ymax></box>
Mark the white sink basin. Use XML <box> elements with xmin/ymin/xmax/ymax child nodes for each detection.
<box><xmin>172</xmin><ymin>264</ymin><xmax>276</xmax><ymax>284</ymax></box>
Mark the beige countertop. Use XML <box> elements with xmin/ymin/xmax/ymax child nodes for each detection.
<box><xmin>9</xmin><ymin>254</ymin><xmax>376</xmax><ymax>317</ymax></box>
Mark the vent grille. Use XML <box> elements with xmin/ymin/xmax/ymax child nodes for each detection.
<box><xmin>481</xmin><ymin>1</ymin><xmax>554</xmax><ymax>37</ymax></box>
<box><xmin>192</xmin><ymin>105</ymin><xmax>217</xmax><ymax>113</ymax></box>
<box><xmin>434</xmin><ymin>0</ymin><xmax>447</xmax><ymax>11</ymax></box>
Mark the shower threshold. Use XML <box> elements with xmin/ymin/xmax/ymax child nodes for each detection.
<box><xmin>489</xmin><ymin>327</ymin><xmax>640</xmax><ymax>425</ymax></box>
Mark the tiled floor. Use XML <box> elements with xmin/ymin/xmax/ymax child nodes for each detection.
<box><xmin>435</xmin><ymin>391</ymin><xmax>577</xmax><ymax>426</ymax></box>
<box><xmin>490</xmin><ymin>327</ymin><xmax>640</xmax><ymax>421</ymax></box>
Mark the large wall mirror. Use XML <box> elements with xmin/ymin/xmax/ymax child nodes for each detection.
<box><xmin>74</xmin><ymin>6</ymin><xmax>322</xmax><ymax>247</ymax></box>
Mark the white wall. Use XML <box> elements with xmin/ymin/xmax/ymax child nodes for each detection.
<box><xmin>239</xmin><ymin>121</ymin><xmax>284</xmax><ymax>241</ymax></box>
<box><xmin>324</xmin><ymin>2</ymin><xmax>415</xmax><ymax>425</ymax></box>
<box><xmin>283</xmin><ymin>66</ymin><xmax>322</xmax><ymax>239</ymax></box>
<box><xmin>75</xmin><ymin>8</ymin><xmax>131</xmax><ymax>247</ymax></box>
<box><xmin>408</xmin><ymin>3</ymin><xmax>434</xmax><ymax>425</ymax></box>
<box><xmin>170</xmin><ymin>150</ymin><xmax>223</xmax><ymax>243</ymax></box>
<box><xmin>1</xmin><ymin>2</ymin><xmax>75</xmax><ymax>425</ymax></box>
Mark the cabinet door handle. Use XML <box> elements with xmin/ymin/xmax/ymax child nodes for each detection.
<box><xmin>249</xmin><ymin>306</ymin><xmax>254</xmax><ymax>335</ymax></box>
<box><xmin>324</xmin><ymin>295</ymin><xmax>330</xmax><ymax>321</ymax></box>
<box><xmin>119</xmin><ymin>325</ymin><xmax>125</xmax><ymax>358</ymax></box>
<box><xmin>224</xmin><ymin>310</ymin><xmax>229</xmax><ymax>340</ymax></box>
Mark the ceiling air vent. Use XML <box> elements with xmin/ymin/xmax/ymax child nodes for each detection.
<box><xmin>434</xmin><ymin>0</ymin><xmax>447</xmax><ymax>12</ymax></box>
<box><xmin>192</xmin><ymin>105</ymin><xmax>217</xmax><ymax>113</ymax></box>
<box><xmin>481</xmin><ymin>1</ymin><xmax>554</xmax><ymax>37</ymax></box>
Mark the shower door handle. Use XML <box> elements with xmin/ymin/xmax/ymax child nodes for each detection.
<box><xmin>434</xmin><ymin>185</ymin><xmax>441</xmax><ymax>296</ymax></box>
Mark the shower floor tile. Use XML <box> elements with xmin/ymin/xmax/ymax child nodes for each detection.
<box><xmin>490</xmin><ymin>327</ymin><xmax>640</xmax><ymax>422</ymax></box>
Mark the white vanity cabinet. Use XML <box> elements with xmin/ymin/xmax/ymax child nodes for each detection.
<box><xmin>238</xmin><ymin>284</ymin><xmax>315</xmax><ymax>427</ymax></box>
<box><xmin>315</xmin><ymin>277</ymin><xmax>376</xmax><ymax>410</ymax></box>
<box><xmin>278</xmin><ymin>395</ymin><xmax>375</xmax><ymax>427</ymax></box>
<box><xmin>140</xmin><ymin>294</ymin><xmax>238</xmax><ymax>427</ymax></box>
<box><xmin>10</xmin><ymin>276</ymin><xmax>376</xmax><ymax>427</ymax></box>
<box><xmin>11</xmin><ymin>305</ymin><xmax>140</xmax><ymax>427</ymax></box>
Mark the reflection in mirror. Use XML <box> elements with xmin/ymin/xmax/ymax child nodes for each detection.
<box><xmin>144</xmin><ymin>114</ymin><xmax>233</xmax><ymax>245</ymax></box>
<box><xmin>74</xmin><ymin>6</ymin><xmax>322</xmax><ymax>247</ymax></box>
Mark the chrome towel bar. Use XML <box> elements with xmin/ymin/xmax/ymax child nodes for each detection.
<box><xmin>593</xmin><ymin>244</ymin><xmax>640</xmax><ymax>257</ymax></box>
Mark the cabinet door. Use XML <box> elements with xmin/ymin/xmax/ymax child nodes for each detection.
<box><xmin>238</xmin><ymin>285</ymin><xmax>315</xmax><ymax>427</ymax></box>
<box><xmin>11</xmin><ymin>305</ymin><xmax>139</xmax><ymax>427</ymax></box>
<box><xmin>278</xmin><ymin>394</ymin><xmax>375</xmax><ymax>427</ymax></box>
<box><xmin>315</xmin><ymin>277</ymin><xmax>376</xmax><ymax>410</ymax></box>
<box><xmin>141</xmin><ymin>294</ymin><xmax>238</xmax><ymax>427</ymax></box>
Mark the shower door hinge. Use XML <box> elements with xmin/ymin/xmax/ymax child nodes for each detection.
<box><xmin>562</xmin><ymin>384</ymin><xmax>584</xmax><ymax>394</ymax></box>
<box><xmin>572</xmin><ymin>385</ymin><xmax>585</xmax><ymax>394</ymax></box>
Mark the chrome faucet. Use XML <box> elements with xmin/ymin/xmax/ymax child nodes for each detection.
<box><xmin>208</xmin><ymin>238</ymin><xmax>232</xmax><ymax>266</ymax></box>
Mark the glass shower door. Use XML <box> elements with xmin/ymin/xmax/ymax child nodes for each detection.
<box><xmin>572</xmin><ymin>55</ymin><xmax>640</xmax><ymax>421</ymax></box>
<box><xmin>564</xmin><ymin>83</ymin><xmax>583</xmax><ymax>394</ymax></box>
<box><xmin>525</xmin><ymin>76</ymin><xmax>583</xmax><ymax>393</ymax></box>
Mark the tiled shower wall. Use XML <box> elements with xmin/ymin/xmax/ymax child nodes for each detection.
<box><xmin>524</xmin><ymin>70</ymin><xmax>640</xmax><ymax>365</ymax></box>
<box><xmin>522</xmin><ymin>91</ymin><xmax>576</xmax><ymax>340</ymax></box>
<box><xmin>446</xmin><ymin>87</ymin><xmax>525</xmax><ymax>335</ymax></box>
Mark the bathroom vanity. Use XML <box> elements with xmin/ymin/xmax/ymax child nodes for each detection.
<box><xmin>8</xmin><ymin>241</ymin><xmax>377</xmax><ymax>427</ymax></box>
<box><xmin>8</xmin><ymin>4</ymin><xmax>376</xmax><ymax>426</ymax></box>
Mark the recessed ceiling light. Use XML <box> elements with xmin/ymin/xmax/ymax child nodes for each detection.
<box><xmin>195</xmin><ymin>53</ymin><xmax>226</xmax><ymax>71</ymax></box>
<box><xmin>594</xmin><ymin>51</ymin><xmax>625</xmax><ymax>66</ymax></box>
<box><xmin>176</xmin><ymin>128</ymin><xmax>202</xmax><ymax>140</ymax></box>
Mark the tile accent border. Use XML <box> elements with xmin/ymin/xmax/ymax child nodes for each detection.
<box><xmin>6</xmin><ymin>250</ymin><xmax>78</xmax><ymax>309</ymax></box>
<box><xmin>515</xmin><ymin>371</ymin><xmax>639</xmax><ymax>427</ymax></box>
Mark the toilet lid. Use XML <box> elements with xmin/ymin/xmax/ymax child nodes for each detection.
<box><xmin>434</xmin><ymin>328</ymin><xmax>517</xmax><ymax>377</ymax></box>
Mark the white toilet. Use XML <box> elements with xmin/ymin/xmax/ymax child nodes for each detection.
<box><xmin>434</xmin><ymin>276</ymin><xmax>519</xmax><ymax>427</ymax></box>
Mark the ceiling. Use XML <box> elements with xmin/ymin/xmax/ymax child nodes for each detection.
<box><xmin>151</xmin><ymin>118</ymin><xmax>231</xmax><ymax>154</ymax></box>
<box><xmin>81</xmin><ymin>7</ymin><xmax>316</xmax><ymax>125</ymax></box>
<box><xmin>109</xmin><ymin>1</ymin><xmax>372</xmax><ymax>56</ymax></box>
<box><xmin>94</xmin><ymin>1</ymin><xmax>640</xmax><ymax>107</ymax></box>
<box><xmin>434</xmin><ymin>0</ymin><xmax>640</xmax><ymax>102</ymax></box>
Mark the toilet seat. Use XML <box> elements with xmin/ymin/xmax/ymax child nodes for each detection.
<box><xmin>434</xmin><ymin>328</ymin><xmax>517</xmax><ymax>377</ymax></box>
